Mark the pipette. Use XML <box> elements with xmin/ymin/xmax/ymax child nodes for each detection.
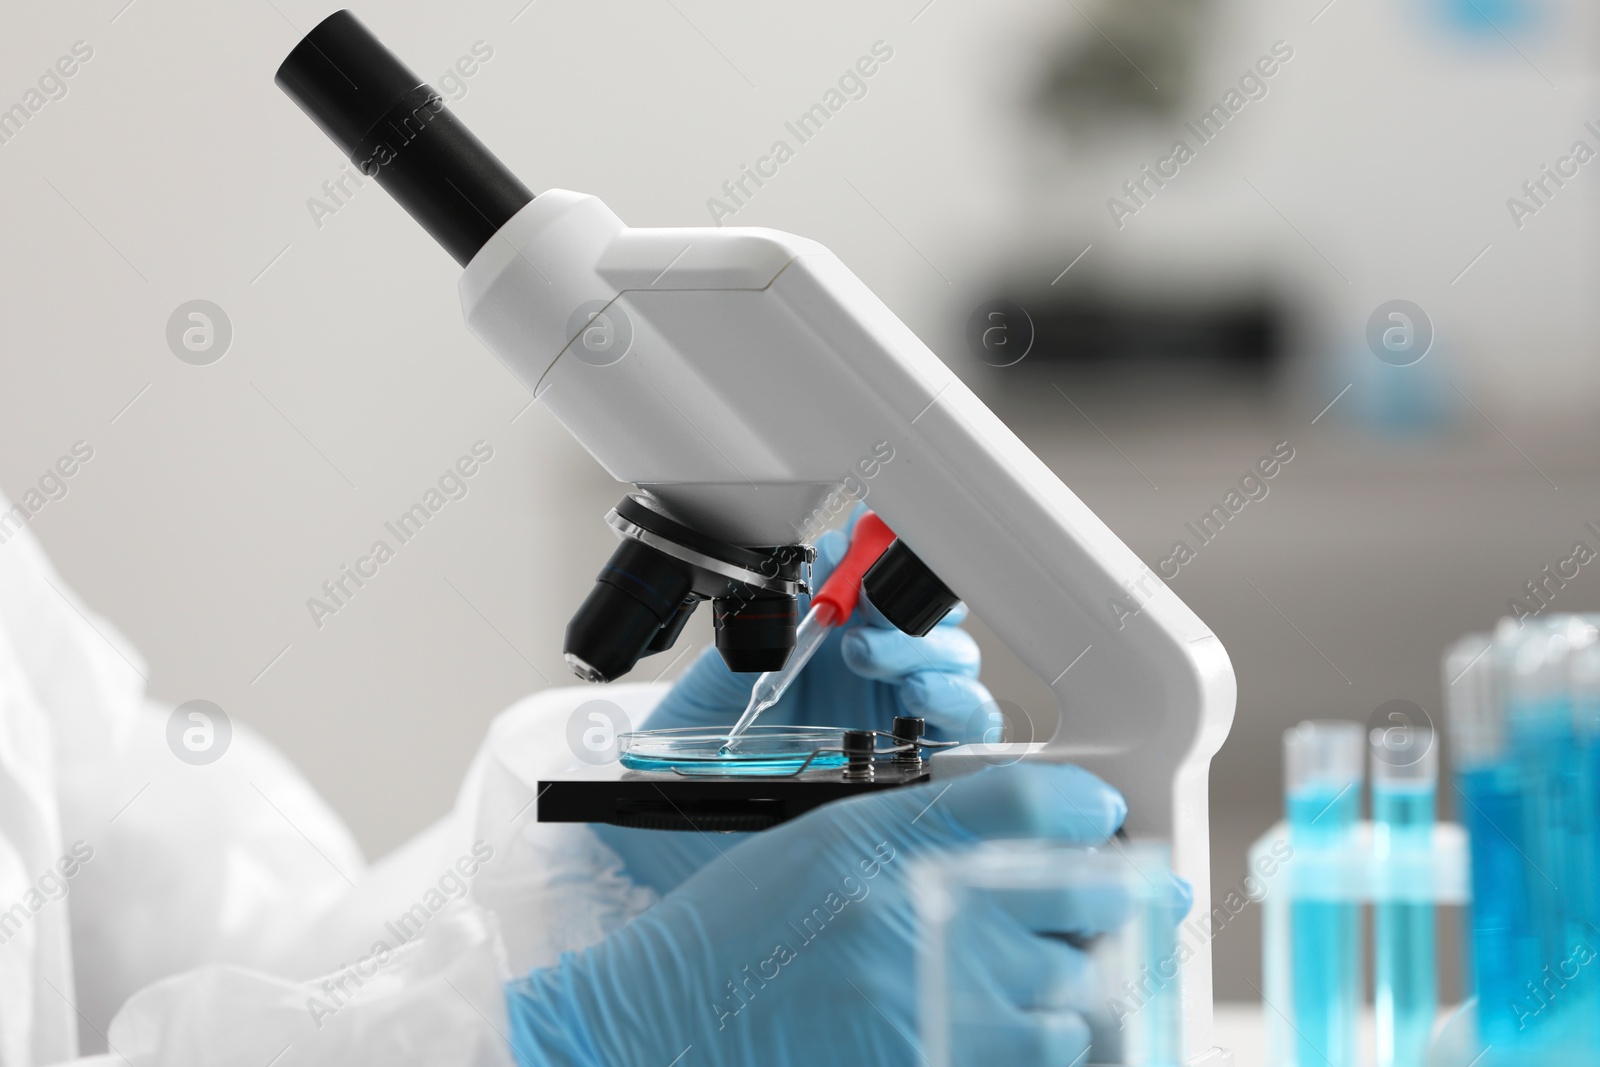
<box><xmin>724</xmin><ymin>512</ymin><xmax>898</xmax><ymax>746</ymax></box>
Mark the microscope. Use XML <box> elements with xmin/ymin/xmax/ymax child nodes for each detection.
<box><xmin>277</xmin><ymin>12</ymin><xmax>1235</xmax><ymax>1061</ymax></box>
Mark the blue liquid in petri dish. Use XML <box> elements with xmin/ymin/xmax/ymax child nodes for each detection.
<box><xmin>619</xmin><ymin>726</ymin><xmax>851</xmax><ymax>775</ymax></box>
<box><xmin>1289</xmin><ymin>784</ymin><xmax>1360</xmax><ymax>1067</ymax></box>
<box><xmin>619</xmin><ymin>751</ymin><xmax>848</xmax><ymax>775</ymax></box>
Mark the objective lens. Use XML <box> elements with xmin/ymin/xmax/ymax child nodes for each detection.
<box><xmin>714</xmin><ymin>594</ymin><xmax>799</xmax><ymax>674</ymax></box>
<box><xmin>647</xmin><ymin>596</ymin><xmax>700</xmax><ymax>653</ymax></box>
<box><xmin>564</xmin><ymin>540</ymin><xmax>694</xmax><ymax>683</ymax></box>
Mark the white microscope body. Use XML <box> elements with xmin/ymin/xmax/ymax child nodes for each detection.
<box><xmin>276</xmin><ymin>10</ymin><xmax>1236</xmax><ymax>1059</ymax></box>
<box><xmin>459</xmin><ymin>191</ymin><xmax>1237</xmax><ymax>1062</ymax></box>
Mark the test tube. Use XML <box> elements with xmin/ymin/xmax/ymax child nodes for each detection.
<box><xmin>1506</xmin><ymin>622</ymin><xmax>1588</xmax><ymax>1044</ymax></box>
<box><xmin>1570</xmin><ymin>627</ymin><xmax>1600</xmax><ymax>1056</ymax></box>
<box><xmin>1444</xmin><ymin>631</ymin><xmax>1537</xmax><ymax>1051</ymax></box>
<box><xmin>1284</xmin><ymin>720</ymin><xmax>1364</xmax><ymax>1067</ymax></box>
<box><xmin>1371</xmin><ymin>722</ymin><xmax>1437</xmax><ymax>1067</ymax></box>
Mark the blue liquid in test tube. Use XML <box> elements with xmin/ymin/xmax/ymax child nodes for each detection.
<box><xmin>1573</xmin><ymin>630</ymin><xmax>1600</xmax><ymax>1055</ymax></box>
<box><xmin>1446</xmin><ymin>632</ymin><xmax>1539</xmax><ymax>1053</ymax></box>
<box><xmin>1371</xmin><ymin>722</ymin><xmax>1437</xmax><ymax>1067</ymax></box>
<box><xmin>1501</xmin><ymin>619</ymin><xmax>1600</xmax><ymax>1055</ymax></box>
<box><xmin>1445</xmin><ymin>618</ymin><xmax>1600</xmax><ymax>1061</ymax></box>
<box><xmin>1285</xmin><ymin>720</ymin><xmax>1364</xmax><ymax>1067</ymax></box>
<box><xmin>1513</xmin><ymin>618</ymin><xmax>1600</xmax><ymax>1057</ymax></box>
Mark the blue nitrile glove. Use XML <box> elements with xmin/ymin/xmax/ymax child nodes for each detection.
<box><xmin>509</xmin><ymin>763</ymin><xmax>1143</xmax><ymax>1067</ymax></box>
<box><xmin>592</xmin><ymin>506</ymin><xmax>997</xmax><ymax>896</ymax></box>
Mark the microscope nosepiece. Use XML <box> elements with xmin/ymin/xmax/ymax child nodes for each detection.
<box><xmin>565</xmin><ymin>495</ymin><xmax>814</xmax><ymax>682</ymax></box>
<box><xmin>275</xmin><ymin>10</ymin><xmax>533</xmax><ymax>266</ymax></box>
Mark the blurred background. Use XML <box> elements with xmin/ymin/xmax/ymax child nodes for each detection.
<box><xmin>2</xmin><ymin>0</ymin><xmax>1598</xmax><ymax>1007</ymax></box>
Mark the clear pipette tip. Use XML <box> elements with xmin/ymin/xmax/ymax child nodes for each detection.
<box><xmin>723</xmin><ymin>603</ymin><xmax>836</xmax><ymax>751</ymax></box>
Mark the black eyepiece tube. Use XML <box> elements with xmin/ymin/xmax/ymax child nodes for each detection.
<box><xmin>275</xmin><ymin>10</ymin><xmax>534</xmax><ymax>266</ymax></box>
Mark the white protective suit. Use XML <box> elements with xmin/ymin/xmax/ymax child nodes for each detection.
<box><xmin>0</xmin><ymin>499</ymin><xmax>655</xmax><ymax>1067</ymax></box>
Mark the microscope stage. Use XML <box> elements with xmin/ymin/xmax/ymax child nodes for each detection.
<box><xmin>537</xmin><ymin>760</ymin><xmax>930</xmax><ymax>832</ymax></box>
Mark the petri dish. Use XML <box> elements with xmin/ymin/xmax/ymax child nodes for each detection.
<box><xmin>619</xmin><ymin>725</ymin><xmax>849</xmax><ymax>775</ymax></box>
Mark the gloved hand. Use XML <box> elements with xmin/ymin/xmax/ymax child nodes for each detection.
<box><xmin>509</xmin><ymin>763</ymin><xmax>1141</xmax><ymax>1067</ymax></box>
<box><xmin>592</xmin><ymin>507</ymin><xmax>997</xmax><ymax>896</ymax></box>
